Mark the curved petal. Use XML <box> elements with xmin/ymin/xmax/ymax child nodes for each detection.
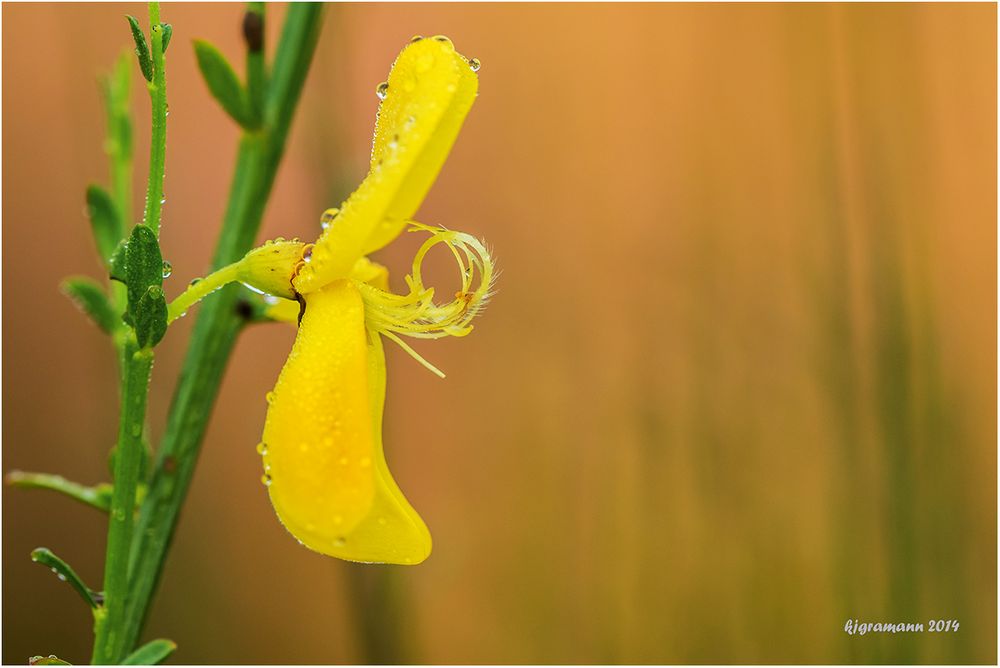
<box><xmin>293</xmin><ymin>37</ymin><xmax>479</xmax><ymax>294</ymax></box>
<box><xmin>260</xmin><ymin>280</ymin><xmax>430</xmax><ymax>564</ymax></box>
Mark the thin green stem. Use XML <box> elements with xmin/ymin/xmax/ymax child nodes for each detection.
<box><xmin>116</xmin><ymin>4</ymin><xmax>323</xmax><ymax>657</ymax></box>
<box><xmin>142</xmin><ymin>2</ymin><xmax>167</xmax><ymax>236</ymax></box>
<box><xmin>167</xmin><ymin>263</ymin><xmax>242</xmax><ymax>323</ymax></box>
<box><xmin>92</xmin><ymin>341</ymin><xmax>154</xmax><ymax>665</ymax></box>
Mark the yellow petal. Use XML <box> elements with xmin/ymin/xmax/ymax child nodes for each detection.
<box><xmin>261</xmin><ymin>279</ymin><xmax>430</xmax><ymax>564</ymax></box>
<box><xmin>293</xmin><ymin>37</ymin><xmax>478</xmax><ymax>294</ymax></box>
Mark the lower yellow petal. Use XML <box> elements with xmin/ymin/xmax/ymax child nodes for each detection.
<box><xmin>261</xmin><ymin>279</ymin><xmax>430</xmax><ymax>564</ymax></box>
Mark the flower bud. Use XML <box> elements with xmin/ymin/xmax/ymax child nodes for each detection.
<box><xmin>236</xmin><ymin>239</ymin><xmax>307</xmax><ymax>300</ymax></box>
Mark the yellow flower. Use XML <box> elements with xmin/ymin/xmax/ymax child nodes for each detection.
<box><xmin>168</xmin><ymin>36</ymin><xmax>494</xmax><ymax>564</ymax></box>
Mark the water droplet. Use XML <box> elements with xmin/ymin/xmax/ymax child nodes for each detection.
<box><xmin>189</xmin><ymin>277</ymin><xmax>202</xmax><ymax>287</ymax></box>
<box><xmin>410</xmin><ymin>35</ymin><xmax>424</xmax><ymax>42</ymax></box>
<box><xmin>333</xmin><ymin>536</ymin><xmax>346</xmax><ymax>547</ymax></box>
<box><xmin>261</xmin><ymin>474</ymin><xmax>272</xmax><ymax>487</ymax></box>
<box><xmin>320</xmin><ymin>208</ymin><xmax>339</xmax><ymax>229</ymax></box>
<box><xmin>375</xmin><ymin>81</ymin><xmax>389</xmax><ymax>101</ymax></box>
<box><xmin>160</xmin><ymin>197</ymin><xmax>167</xmax><ymax>205</ymax></box>
<box><xmin>57</xmin><ymin>573</ymin><xmax>67</xmax><ymax>582</ymax></box>
<box><xmin>161</xmin><ymin>260</ymin><xmax>172</xmax><ymax>278</ymax></box>
<box><xmin>302</xmin><ymin>244</ymin><xmax>314</xmax><ymax>264</ymax></box>
<box><xmin>265</xmin><ymin>391</ymin><xmax>276</xmax><ymax>404</ymax></box>
<box><xmin>256</xmin><ymin>442</ymin><xmax>267</xmax><ymax>455</ymax></box>
<box><xmin>469</xmin><ymin>57</ymin><xmax>481</xmax><ymax>72</ymax></box>
<box><xmin>333</xmin><ymin>515</ymin><xmax>343</xmax><ymax>525</ymax></box>
<box><xmin>359</xmin><ymin>457</ymin><xmax>371</xmax><ymax>468</ymax></box>
<box><xmin>432</xmin><ymin>35</ymin><xmax>453</xmax><ymax>47</ymax></box>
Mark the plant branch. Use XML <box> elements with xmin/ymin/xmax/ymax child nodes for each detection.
<box><xmin>117</xmin><ymin>4</ymin><xmax>324</xmax><ymax>657</ymax></box>
<box><xmin>92</xmin><ymin>341</ymin><xmax>154</xmax><ymax>664</ymax></box>
<box><xmin>142</xmin><ymin>2</ymin><xmax>168</xmax><ymax>236</ymax></box>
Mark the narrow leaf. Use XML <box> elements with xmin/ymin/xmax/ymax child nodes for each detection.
<box><xmin>109</xmin><ymin>237</ymin><xmax>129</xmax><ymax>283</ymax></box>
<box><xmin>135</xmin><ymin>285</ymin><xmax>168</xmax><ymax>348</ymax></box>
<box><xmin>6</xmin><ymin>471</ymin><xmax>113</xmax><ymax>512</ymax></box>
<box><xmin>126</xmin><ymin>15</ymin><xmax>153</xmax><ymax>81</ymax></box>
<box><xmin>161</xmin><ymin>23</ymin><xmax>173</xmax><ymax>52</ymax></box>
<box><xmin>193</xmin><ymin>39</ymin><xmax>253</xmax><ymax>128</ymax></box>
<box><xmin>61</xmin><ymin>277</ymin><xmax>120</xmax><ymax>335</ymax></box>
<box><xmin>29</xmin><ymin>656</ymin><xmax>71</xmax><ymax>665</ymax></box>
<box><xmin>122</xmin><ymin>639</ymin><xmax>177</xmax><ymax>665</ymax></box>
<box><xmin>86</xmin><ymin>185</ymin><xmax>123</xmax><ymax>266</ymax></box>
<box><xmin>124</xmin><ymin>225</ymin><xmax>163</xmax><ymax>326</ymax></box>
<box><xmin>30</xmin><ymin>547</ymin><xmax>101</xmax><ymax>608</ymax></box>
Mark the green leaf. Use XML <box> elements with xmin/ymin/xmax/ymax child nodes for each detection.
<box><xmin>126</xmin><ymin>15</ymin><xmax>153</xmax><ymax>82</ymax></box>
<box><xmin>135</xmin><ymin>285</ymin><xmax>168</xmax><ymax>348</ymax></box>
<box><xmin>30</xmin><ymin>547</ymin><xmax>101</xmax><ymax>608</ymax></box>
<box><xmin>61</xmin><ymin>277</ymin><xmax>120</xmax><ymax>335</ymax></box>
<box><xmin>6</xmin><ymin>471</ymin><xmax>113</xmax><ymax>513</ymax></box>
<box><xmin>122</xmin><ymin>639</ymin><xmax>177</xmax><ymax>665</ymax></box>
<box><xmin>193</xmin><ymin>40</ymin><xmax>253</xmax><ymax>128</ymax></box>
<box><xmin>86</xmin><ymin>185</ymin><xmax>124</xmax><ymax>266</ymax></box>
<box><xmin>29</xmin><ymin>656</ymin><xmax>71</xmax><ymax>665</ymax></box>
<box><xmin>109</xmin><ymin>237</ymin><xmax>129</xmax><ymax>283</ymax></box>
<box><xmin>123</xmin><ymin>225</ymin><xmax>163</xmax><ymax>326</ymax></box>
<box><xmin>161</xmin><ymin>23</ymin><xmax>173</xmax><ymax>52</ymax></box>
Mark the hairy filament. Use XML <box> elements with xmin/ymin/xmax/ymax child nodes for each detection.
<box><xmin>358</xmin><ymin>223</ymin><xmax>496</xmax><ymax>373</ymax></box>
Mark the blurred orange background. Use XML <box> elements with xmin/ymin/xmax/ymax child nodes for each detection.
<box><xmin>3</xmin><ymin>3</ymin><xmax>996</xmax><ymax>664</ymax></box>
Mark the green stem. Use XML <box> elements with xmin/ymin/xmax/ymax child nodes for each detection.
<box><xmin>92</xmin><ymin>341</ymin><xmax>154</xmax><ymax>664</ymax></box>
<box><xmin>167</xmin><ymin>263</ymin><xmax>242</xmax><ymax>323</ymax></box>
<box><xmin>142</xmin><ymin>2</ymin><xmax>167</xmax><ymax>236</ymax></box>
<box><xmin>116</xmin><ymin>4</ymin><xmax>323</xmax><ymax>658</ymax></box>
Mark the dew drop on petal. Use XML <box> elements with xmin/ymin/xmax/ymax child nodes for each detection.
<box><xmin>261</xmin><ymin>474</ymin><xmax>272</xmax><ymax>487</ymax></box>
<box><xmin>256</xmin><ymin>442</ymin><xmax>267</xmax><ymax>455</ymax></box>
<box><xmin>320</xmin><ymin>208</ymin><xmax>339</xmax><ymax>230</ymax></box>
<box><xmin>376</xmin><ymin>81</ymin><xmax>389</xmax><ymax>101</ymax></box>
<box><xmin>469</xmin><ymin>57</ymin><xmax>481</xmax><ymax>72</ymax></box>
<box><xmin>265</xmin><ymin>391</ymin><xmax>276</xmax><ymax>404</ymax></box>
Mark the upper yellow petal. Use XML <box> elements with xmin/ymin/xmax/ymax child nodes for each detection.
<box><xmin>293</xmin><ymin>37</ymin><xmax>478</xmax><ymax>294</ymax></box>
